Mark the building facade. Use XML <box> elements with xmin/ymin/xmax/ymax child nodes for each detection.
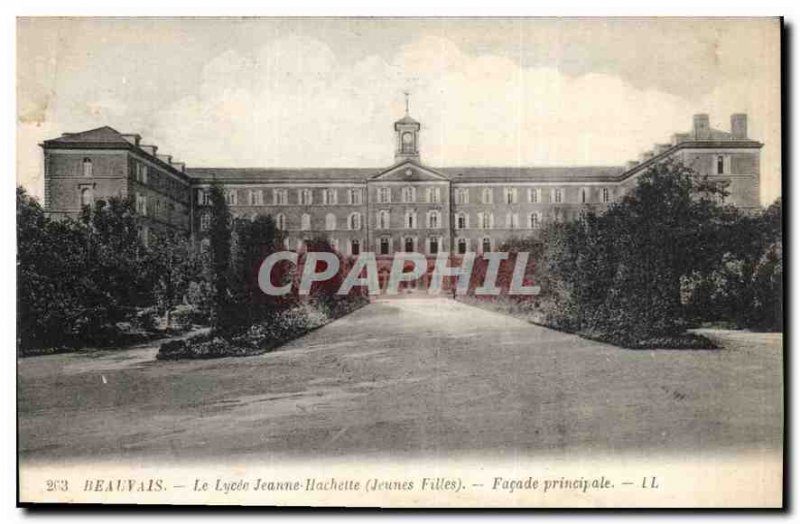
<box><xmin>42</xmin><ymin>109</ymin><xmax>763</xmax><ymax>255</ymax></box>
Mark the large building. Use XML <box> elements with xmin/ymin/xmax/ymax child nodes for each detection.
<box><xmin>42</xmin><ymin>108</ymin><xmax>762</xmax><ymax>257</ymax></box>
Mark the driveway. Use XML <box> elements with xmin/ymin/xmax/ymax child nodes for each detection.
<box><xmin>18</xmin><ymin>298</ymin><xmax>783</xmax><ymax>462</ymax></box>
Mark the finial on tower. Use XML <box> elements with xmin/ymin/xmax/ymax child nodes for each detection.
<box><xmin>404</xmin><ymin>91</ymin><xmax>410</xmax><ymax>115</ymax></box>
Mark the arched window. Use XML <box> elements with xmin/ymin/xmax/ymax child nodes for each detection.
<box><xmin>479</xmin><ymin>212</ymin><xmax>492</xmax><ymax>229</ymax></box>
<box><xmin>350</xmin><ymin>239</ymin><xmax>361</xmax><ymax>256</ymax></box>
<box><xmin>457</xmin><ymin>238</ymin><xmax>468</xmax><ymax>254</ymax></box>
<box><xmin>349</xmin><ymin>213</ymin><xmax>362</xmax><ymax>230</ymax></box>
<box><xmin>325</xmin><ymin>213</ymin><xmax>336</xmax><ymax>231</ymax></box>
<box><xmin>553</xmin><ymin>188</ymin><xmax>563</xmax><ymax>204</ymax></box>
<box><xmin>428</xmin><ymin>211</ymin><xmax>440</xmax><ymax>229</ymax></box>
<box><xmin>405</xmin><ymin>210</ymin><xmax>417</xmax><ymax>229</ymax></box>
<box><xmin>323</xmin><ymin>188</ymin><xmax>337</xmax><ymax>205</ymax></box>
<box><xmin>301</xmin><ymin>214</ymin><xmax>311</xmax><ymax>231</ymax></box>
<box><xmin>504</xmin><ymin>187</ymin><xmax>517</xmax><ymax>204</ymax></box>
<box><xmin>428</xmin><ymin>237</ymin><xmax>439</xmax><ymax>255</ymax></box>
<box><xmin>275</xmin><ymin>213</ymin><xmax>286</xmax><ymax>230</ymax></box>
<box><xmin>506</xmin><ymin>213</ymin><xmax>519</xmax><ymax>229</ymax></box>
<box><xmin>581</xmin><ymin>188</ymin><xmax>588</xmax><ymax>203</ymax></box>
<box><xmin>226</xmin><ymin>190</ymin><xmax>237</xmax><ymax>206</ymax></box>
<box><xmin>717</xmin><ymin>155</ymin><xmax>725</xmax><ymax>174</ymax></box>
<box><xmin>404</xmin><ymin>237</ymin><xmax>415</xmax><ymax>253</ymax></box>
<box><xmin>482</xmin><ymin>188</ymin><xmax>493</xmax><ymax>204</ymax></box>
<box><xmin>456</xmin><ymin>188</ymin><xmax>468</xmax><ymax>204</ymax></box>
<box><xmin>427</xmin><ymin>187</ymin><xmax>441</xmax><ymax>203</ymax></box>
<box><xmin>529</xmin><ymin>188</ymin><xmax>541</xmax><ymax>203</ymax></box>
<box><xmin>379</xmin><ymin>237</ymin><xmax>390</xmax><ymax>255</ymax></box>
<box><xmin>456</xmin><ymin>212</ymin><xmax>467</xmax><ymax>230</ymax></box>
<box><xmin>82</xmin><ymin>158</ymin><xmax>93</xmax><ymax>177</ymax></box>
<box><xmin>378</xmin><ymin>210</ymin><xmax>390</xmax><ymax>229</ymax></box>
<box><xmin>299</xmin><ymin>189</ymin><xmax>313</xmax><ymax>205</ymax></box>
<box><xmin>482</xmin><ymin>237</ymin><xmax>492</xmax><ymax>253</ymax></box>
<box><xmin>602</xmin><ymin>188</ymin><xmax>610</xmax><ymax>203</ymax></box>
<box><xmin>530</xmin><ymin>212</ymin><xmax>541</xmax><ymax>229</ymax></box>
<box><xmin>402</xmin><ymin>186</ymin><xmax>415</xmax><ymax>203</ymax></box>
<box><xmin>378</xmin><ymin>187</ymin><xmax>390</xmax><ymax>204</ymax></box>
<box><xmin>80</xmin><ymin>187</ymin><xmax>92</xmax><ymax>207</ymax></box>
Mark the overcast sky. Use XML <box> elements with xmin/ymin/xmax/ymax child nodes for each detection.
<box><xmin>17</xmin><ymin>17</ymin><xmax>781</xmax><ymax>204</ymax></box>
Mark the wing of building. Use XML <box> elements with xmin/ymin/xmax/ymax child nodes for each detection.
<box><xmin>41</xmin><ymin>109</ymin><xmax>762</xmax><ymax>256</ymax></box>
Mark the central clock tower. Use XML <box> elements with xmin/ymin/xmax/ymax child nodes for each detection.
<box><xmin>394</xmin><ymin>95</ymin><xmax>421</xmax><ymax>163</ymax></box>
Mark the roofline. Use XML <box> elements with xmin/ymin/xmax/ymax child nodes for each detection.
<box><xmin>41</xmin><ymin>140</ymin><xmax>191</xmax><ymax>182</ymax></box>
<box><xmin>616</xmin><ymin>139</ymin><xmax>763</xmax><ymax>182</ymax></box>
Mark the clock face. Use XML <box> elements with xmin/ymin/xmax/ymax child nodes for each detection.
<box><xmin>402</xmin><ymin>132</ymin><xmax>413</xmax><ymax>144</ymax></box>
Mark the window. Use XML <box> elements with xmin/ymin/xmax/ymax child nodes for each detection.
<box><xmin>405</xmin><ymin>210</ymin><xmax>417</xmax><ymax>229</ymax></box>
<box><xmin>226</xmin><ymin>190</ymin><xmax>237</xmax><ymax>206</ymax></box>
<box><xmin>427</xmin><ymin>187</ymin><xmax>441</xmax><ymax>203</ymax></box>
<box><xmin>455</xmin><ymin>188</ymin><xmax>469</xmax><ymax>204</ymax></box>
<box><xmin>322</xmin><ymin>188</ymin><xmax>337</xmax><ymax>205</ymax></box>
<box><xmin>530</xmin><ymin>212</ymin><xmax>541</xmax><ymax>229</ymax></box>
<box><xmin>529</xmin><ymin>188</ymin><xmax>541</xmax><ymax>203</ymax></box>
<box><xmin>348</xmin><ymin>188</ymin><xmax>362</xmax><ymax>205</ymax></box>
<box><xmin>378</xmin><ymin>187</ymin><xmax>391</xmax><ymax>204</ymax></box>
<box><xmin>402</xmin><ymin>186</ymin><xmax>415</xmax><ymax>203</ymax></box>
<box><xmin>325</xmin><ymin>213</ymin><xmax>336</xmax><ymax>231</ymax></box>
<box><xmin>506</xmin><ymin>213</ymin><xmax>519</xmax><ymax>229</ymax></box>
<box><xmin>581</xmin><ymin>188</ymin><xmax>588</xmax><ymax>204</ymax></box>
<box><xmin>479</xmin><ymin>212</ymin><xmax>492</xmax><ymax>229</ymax></box>
<box><xmin>504</xmin><ymin>187</ymin><xmax>518</xmax><ymax>204</ymax></box>
<box><xmin>401</xmin><ymin>132</ymin><xmax>415</xmax><ymax>154</ymax></box>
<box><xmin>405</xmin><ymin>237</ymin><xmax>415</xmax><ymax>253</ymax></box>
<box><xmin>553</xmin><ymin>188</ymin><xmax>563</xmax><ymax>204</ymax></box>
<box><xmin>428</xmin><ymin>211</ymin><xmax>440</xmax><ymax>229</ymax></box>
<box><xmin>299</xmin><ymin>189</ymin><xmax>313</xmax><ymax>206</ymax></box>
<box><xmin>482</xmin><ymin>188</ymin><xmax>493</xmax><ymax>204</ymax></box>
<box><xmin>80</xmin><ymin>187</ymin><xmax>92</xmax><ymax>207</ymax></box>
<box><xmin>378</xmin><ymin>210</ymin><xmax>390</xmax><ymax>229</ymax></box>
<box><xmin>457</xmin><ymin>238</ymin><xmax>467</xmax><ymax>254</ymax></box>
<box><xmin>275</xmin><ymin>213</ymin><xmax>286</xmax><ymax>230</ymax></box>
<box><xmin>717</xmin><ymin>155</ymin><xmax>725</xmax><ymax>175</ymax></box>
<box><xmin>350</xmin><ymin>239</ymin><xmax>360</xmax><ymax>256</ymax></box>
<box><xmin>82</xmin><ymin>158</ymin><xmax>93</xmax><ymax>177</ymax></box>
<box><xmin>602</xmin><ymin>188</ymin><xmax>610</xmax><ymax>203</ymax></box>
<box><xmin>380</xmin><ymin>237</ymin><xmax>390</xmax><ymax>255</ymax></box>
<box><xmin>273</xmin><ymin>189</ymin><xmax>288</xmax><ymax>205</ymax></box>
<box><xmin>348</xmin><ymin>213</ymin><xmax>362</xmax><ymax>231</ymax></box>
<box><xmin>429</xmin><ymin>237</ymin><xmax>439</xmax><ymax>255</ymax></box>
<box><xmin>249</xmin><ymin>190</ymin><xmax>263</xmax><ymax>206</ymax></box>
<box><xmin>200</xmin><ymin>213</ymin><xmax>211</xmax><ymax>231</ymax></box>
<box><xmin>482</xmin><ymin>238</ymin><xmax>492</xmax><ymax>253</ymax></box>
<box><xmin>301</xmin><ymin>214</ymin><xmax>311</xmax><ymax>231</ymax></box>
<box><xmin>136</xmin><ymin>193</ymin><xmax>148</xmax><ymax>216</ymax></box>
<box><xmin>141</xmin><ymin>165</ymin><xmax>148</xmax><ymax>184</ymax></box>
<box><xmin>456</xmin><ymin>212</ymin><xmax>467</xmax><ymax>230</ymax></box>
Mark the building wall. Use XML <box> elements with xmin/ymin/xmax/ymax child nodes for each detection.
<box><xmin>44</xmin><ymin>149</ymin><xmax>130</xmax><ymax>219</ymax></box>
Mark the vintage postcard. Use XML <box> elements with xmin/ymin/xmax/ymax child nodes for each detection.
<box><xmin>16</xmin><ymin>17</ymin><xmax>783</xmax><ymax>508</ymax></box>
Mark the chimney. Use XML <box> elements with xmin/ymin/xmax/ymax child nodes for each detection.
<box><xmin>140</xmin><ymin>144</ymin><xmax>158</xmax><ymax>156</ymax></box>
<box><xmin>171</xmin><ymin>161</ymin><xmax>185</xmax><ymax>173</ymax></box>
<box><xmin>626</xmin><ymin>160</ymin><xmax>639</xmax><ymax>170</ymax></box>
<box><xmin>121</xmin><ymin>133</ymin><xmax>141</xmax><ymax>147</ymax></box>
<box><xmin>693</xmin><ymin>114</ymin><xmax>710</xmax><ymax>139</ymax></box>
<box><xmin>157</xmin><ymin>154</ymin><xmax>172</xmax><ymax>164</ymax></box>
<box><xmin>731</xmin><ymin>113</ymin><xmax>747</xmax><ymax>139</ymax></box>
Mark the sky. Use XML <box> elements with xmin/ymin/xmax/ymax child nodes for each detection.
<box><xmin>17</xmin><ymin>17</ymin><xmax>781</xmax><ymax>205</ymax></box>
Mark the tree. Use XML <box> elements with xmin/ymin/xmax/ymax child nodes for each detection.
<box><xmin>540</xmin><ymin>160</ymin><xmax>734</xmax><ymax>344</ymax></box>
<box><xmin>206</xmin><ymin>183</ymin><xmax>234</xmax><ymax>332</ymax></box>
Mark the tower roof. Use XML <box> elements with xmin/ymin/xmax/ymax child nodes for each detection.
<box><xmin>395</xmin><ymin>114</ymin><xmax>420</xmax><ymax>126</ymax></box>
